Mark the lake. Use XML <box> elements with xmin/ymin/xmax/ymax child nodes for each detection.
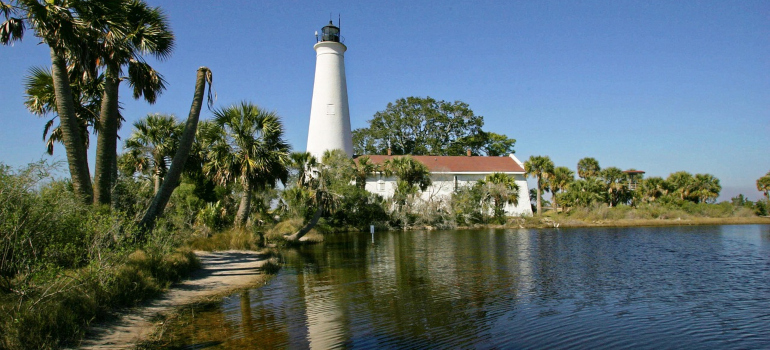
<box><xmin>162</xmin><ymin>225</ymin><xmax>770</xmax><ymax>349</ymax></box>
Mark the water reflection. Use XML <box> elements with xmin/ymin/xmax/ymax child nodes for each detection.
<box><xmin>163</xmin><ymin>225</ymin><xmax>770</xmax><ymax>349</ymax></box>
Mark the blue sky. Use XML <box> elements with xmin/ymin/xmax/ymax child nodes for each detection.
<box><xmin>1</xmin><ymin>0</ymin><xmax>767</xmax><ymax>200</ymax></box>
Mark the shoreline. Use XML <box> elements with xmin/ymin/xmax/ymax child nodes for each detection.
<box><xmin>453</xmin><ymin>216</ymin><xmax>770</xmax><ymax>230</ymax></box>
<box><xmin>76</xmin><ymin>250</ymin><xmax>274</xmax><ymax>350</ymax></box>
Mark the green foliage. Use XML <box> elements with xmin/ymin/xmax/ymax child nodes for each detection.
<box><xmin>577</xmin><ymin>157</ymin><xmax>601</xmax><ymax>179</ymax></box>
<box><xmin>476</xmin><ymin>173</ymin><xmax>520</xmax><ymax>224</ymax></box>
<box><xmin>123</xmin><ymin>113</ymin><xmax>183</xmax><ymax>191</ymax></box>
<box><xmin>524</xmin><ymin>155</ymin><xmax>554</xmax><ymax>215</ymax></box>
<box><xmin>202</xmin><ymin>102</ymin><xmax>291</xmax><ymax>227</ymax></box>
<box><xmin>600</xmin><ymin>166</ymin><xmax>632</xmax><ymax>207</ymax></box>
<box><xmin>452</xmin><ymin>185</ymin><xmax>487</xmax><ymax>226</ymax></box>
<box><xmin>0</xmin><ymin>161</ymin><xmax>200</xmax><ymax>349</ymax></box>
<box><xmin>755</xmin><ymin>171</ymin><xmax>770</xmax><ymax>199</ymax></box>
<box><xmin>326</xmin><ymin>185</ymin><xmax>388</xmax><ymax>230</ymax></box>
<box><xmin>187</xmin><ymin>228</ymin><xmax>263</xmax><ymax>251</ymax></box>
<box><xmin>352</xmin><ymin>96</ymin><xmax>515</xmax><ymax>156</ymax></box>
<box><xmin>0</xmin><ymin>161</ymin><xmax>91</xmax><ymax>287</ymax></box>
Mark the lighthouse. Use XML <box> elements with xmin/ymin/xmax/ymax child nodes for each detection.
<box><xmin>306</xmin><ymin>20</ymin><xmax>353</xmax><ymax>161</ymax></box>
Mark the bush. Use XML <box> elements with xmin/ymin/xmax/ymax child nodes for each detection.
<box><xmin>0</xmin><ymin>161</ymin><xmax>201</xmax><ymax>349</ymax></box>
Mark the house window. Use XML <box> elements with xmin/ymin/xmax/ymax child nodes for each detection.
<box><xmin>377</xmin><ymin>180</ymin><xmax>385</xmax><ymax>192</ymax></box>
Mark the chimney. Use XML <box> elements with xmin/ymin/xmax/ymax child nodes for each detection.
<box><xmin>387</xmin><ymin>148</ymin><xmax>392</xmax><ymax>156</ymax></box>
<box><xmin>466</xmin><ymin>149</ymin><xmax>472</xmax><ymax>157</ymax></box>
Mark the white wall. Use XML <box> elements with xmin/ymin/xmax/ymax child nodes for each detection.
<box><xmin>364</xmin><ymin>173</ymin><xmax>533</xmax><ymax>216</ymax></box>
<box><xmin>306</xmin><ymin>41</ymin><xmax>353</xmax><ymax>160</ymax></box>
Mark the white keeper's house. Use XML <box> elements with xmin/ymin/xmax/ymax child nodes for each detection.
<box><xmin>305</xmin><ymin>20</ymin><xmax>533</xmax><ymax>216</ymax></box>
<box><xmin>358</xmin><ymin>154</ymin><xmax>532</xmax><ymax>216</ymax></box>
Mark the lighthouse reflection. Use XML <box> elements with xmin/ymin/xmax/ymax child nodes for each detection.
<box><xmin>162</xmin><ymin>230</ymin><xmax>537</xmax><ymax>348</ymax></box>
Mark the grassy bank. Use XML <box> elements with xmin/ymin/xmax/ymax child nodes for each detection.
<box><xmin>0</xmin><ymin>163</ymin><xmax>203</xmax><ymax>349</ymax></box>
<box><xmin>497</xmin><ymin>202</ymin><xmax>770</xmax><ymax>229</ymax></box>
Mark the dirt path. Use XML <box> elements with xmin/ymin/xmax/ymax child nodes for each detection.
<box><xmin>77</xmin><ymin>250</ymin><xmax>271</xmax><ymax>350</ymax></box>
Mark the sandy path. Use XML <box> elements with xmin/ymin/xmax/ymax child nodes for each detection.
<box><xmin>77</xmin><ymin>250</ymin><xmax>271</xmax><ymax>350</ymax></box>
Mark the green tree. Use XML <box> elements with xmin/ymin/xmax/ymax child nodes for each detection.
<box><xmin>480</xmin><ymin>131</ymin><xmax>517</xmax><ymax>156</ymax></box>
<box><xmin>203</xmin><ymin>102</ymin><xmax>290</xmax><ymax>228</ymax></box>
<box><xmin>524</xmin><ymin>155</ymin><xmax>554</xmax><ymax>215</ymax></box>
<box><xmin>600</xmin><ymin>166</ymin><xmax>630</xmax><ymax>207</ymax></box>
<box><xmin>23</xmin><ymin>66</ymin><xmax>105</xmax><ymax>156</ymax></box>
<box><xmin>667</xmin><ymin>171</ymin><xmax>696</xmax><ymax>201</ymax></box>
<box><xmin>476</xmin><ymin>172</ymin><xmax>520</xmax><ymax>223</ymax></box>
<box><xmin>577</xmin><ymin>157</ymin><xmax>601</xmax><ymax>179</ymax></box>
<box><xmin>286</xmin><ymin>149</ymin><xmax>367</xmax><ymax>242</ymax></box>
<box><xmin>93</xmin><ymin>0</ymin><xmax>173</xmax><ymax>206</ymax></box>
<box><xmin>352</xmin><ymin>155</ymin><xmax>377</xmax><ymax>189</ymax></box>
<box><xmin>757</xmin><ymin>172</ymin><xmax>770</xmax><ymax>200</ymax></box>
<box><xmin>352</xmin><ymin>96</ymin><xmax>515</xmax><ymax>156</ymax></box>
<box><xmin>383</xmin><ymin>156</ymin><xmax>432</xmax><ymax>199</ymax></box>
<box><xmin>557</xmin><ymin>177</ymin><xmax>605</xmax><ymax>209</ymax></box>
<box><xmin>692</xmin><ymin>173</ymin><xmax>721</xmax><ymax>203</ymax></box>
<box><xmin>548</xmin><ymin>166</ymin><xmax>574</xmax><ymax>211</ymax></box>
<box><xmin>139</xmin><ymin>67</ymin><xmax>213</xmax><ymax>235</ymax></box>
<box><xmin>123</xmin><ymin>114</ymin><xmax>182</xmax><ymax>194</ymax></box>
<box><xmin>637</xmin><ymin>176</ymin><xmax>668</xmax><ymax>203</ymax></box>
<box><xmin>288</xmin><ymin>151</ymin><xmax>318</xmax><ymax>189</ymax></box>
<box><xmin>2</xmin><ymin>0</ymin><xmax>107</xmax><ymax>202</ymax></box>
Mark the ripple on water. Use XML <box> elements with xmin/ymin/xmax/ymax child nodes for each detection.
<box><xmin>163</xmin><ymin>225</ymin><xmax>770</xmax><ymax>349</ymax></box>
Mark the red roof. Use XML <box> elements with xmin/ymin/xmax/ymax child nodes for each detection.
<box><xmin>355</xmin><ymin>155</ymin><xmax>525</xmax><ymax>173</ymax></box>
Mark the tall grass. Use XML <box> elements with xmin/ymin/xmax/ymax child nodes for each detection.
<box><xmin>562</xmin><ymin>201</ymin><xmax>757</xmax><ymax>222</ymax></box>
<box><xmin>0</xmin><ymin>162</ymin><xmax>199</xmax><ymax>349</ymax></box>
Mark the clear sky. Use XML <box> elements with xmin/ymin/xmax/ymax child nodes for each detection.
<box><xmin>1</xmin><ymin>0</ymin><xmax>767</xmax><ymax>200</ymax></box>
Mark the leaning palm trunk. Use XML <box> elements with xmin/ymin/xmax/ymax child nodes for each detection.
<box><xmin>285</xmin><ymin>191</ymin><xmax>324</xmax><ymax>242</ymax></box>
<box><xmin>235</xmin><ymin>177</ymin><xmax>253</xmax><ymax>228</ymax></box>
<box><xmin>93</xmin><ymin>64</ymin><xmax>121</xmax><ymax>205</ymax></box>
<box><xmin>50</xmin><ymin>48</ymin><xmax>93</xmax><ymax>203</ymax></box>
<box><xmin>139</xmin><ymin>67</ymin><xmax>212</xmax><ymax>236</ymax></box>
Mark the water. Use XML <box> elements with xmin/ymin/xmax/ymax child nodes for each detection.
<box><xmin>165</xmin><ymin>225</ymin><xmax>770</xmax><ymax>349</ymax></box>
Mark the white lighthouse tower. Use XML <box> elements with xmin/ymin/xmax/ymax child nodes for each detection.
<box><xmin>306</xmin><ymin>20</ymin><xmax>353</xmax><ymax>161</ymax></box>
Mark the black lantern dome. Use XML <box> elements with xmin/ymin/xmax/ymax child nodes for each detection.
<box><xmin>321</xmin><ymin>21</ymin><xmax>340</xmax><ymax>42</ymax></box>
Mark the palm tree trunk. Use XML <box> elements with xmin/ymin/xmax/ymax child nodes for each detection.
<box><xmin>49</xmin><ymin>48</ymin><xmax>93</xmax><ymax>203</ymax></box>
<box><xmin>536</xmin><ymin>177</ymin><xmax>542</xmax><ymax>215</ymax></box>
<box><xmin>139</xmin><ymin>67</ymin><xmax>211</xmax><ymax>236</ymax></box>
<box><xmin>154</xmin><ymin>171</ymin><xmax>161</xmax><ymax>194</ymax></box>
<box><xmin>93</xmin><ymin>63</ymin><xmax>121</xmax><ymax>206</ymax></box>
<box><xmin>235</xmin><ymin>177</ymin><xmax>253</xmax><ymax>228</ymax></box>
<box><xmin>286</xmin><ymin>191</ymin><xmax>324</xmax><ymax>242</ymax></box>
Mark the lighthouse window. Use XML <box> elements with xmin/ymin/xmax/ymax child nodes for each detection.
<box><xmin>326</xmin><ymin>104</ymin><xmax>336</xmax><ymax>115</ymax></box>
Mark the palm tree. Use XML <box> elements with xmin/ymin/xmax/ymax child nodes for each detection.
<box><xmin>383</xmin><ymin>156</ymin><xmax>431</xmax><ymax>204</ymax></box>
<box><xmin>477</xmin><ymin>172</ymin><xmax>520</xmax><ymax>223</ymax></box>
<box><xmin>667</xmin><ymin>171</ymin><xmax>696</xmax><ymax>201</ymax></box>
<box><xmin>559</xmin><ymin>177</ymin><xmax>605</xmax><ymax>208</ymax></box>
<box><xmin>23</xmin><ymin>66</ymin><xmax>104</xmax><ymax>156</ymax></box>
<box><xmin>123</xmin><ymin>114</ymin><xmax>182</xmax><ymax>194</ymax></box>
<box><xmin>2</xmin><ymin>0</ymin><xmax>106</xmax><ymax>202</ymax></box>
<box><xmin>352</xmin><ymin>155</ymin><xmax>377</xmax><ymax>189</ymax></box>
<box><xmin>139</xmin><ymin>67</ymin><xmax>213</xmax><ymax>235</ymax></box>
<box><xmin>577</xmin><ymin>157</ymin><xmax>601</xmax><ymax>179</ymax></box>
<box><xmin>524</xmin><ymin>155</ymin><xmax>554</xmax><ymax>215</ymax></box>
<box><xmin>757</xmin><ymin>172</ymin><xmax>770</xmax><ymax>200</ymax></box>
<box><xmin>548</xmin><ymin>166</ymin><xmax>574</xmax><ymax>212</ymax></box>
<box><xmin>203</xmin><ymin>102</ymin><xmax>290</xmax><ymax>228</ymax></box>
<box><xmin>600</xmin><ymin>167</ymin><xmax>629</xmax><ymax>207</ymax></box>
<box><xmin>288</xmin><ymin>151</ymin><xmax>318</xmax><ymax>189</ymax></box>
<box><xmin>93</xmin><ymin>0</ymin><xmax>174</xmax><ymax>206</ymax></box>
<box><xmin>637</xmin><ymin>176</ymin><xmax>668</xmax><ymax>203</ymax></box>
<box><xmin>693</xmin><ymin>173</ymin><xmax>721</xmax><ymax>203</ymax></box>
